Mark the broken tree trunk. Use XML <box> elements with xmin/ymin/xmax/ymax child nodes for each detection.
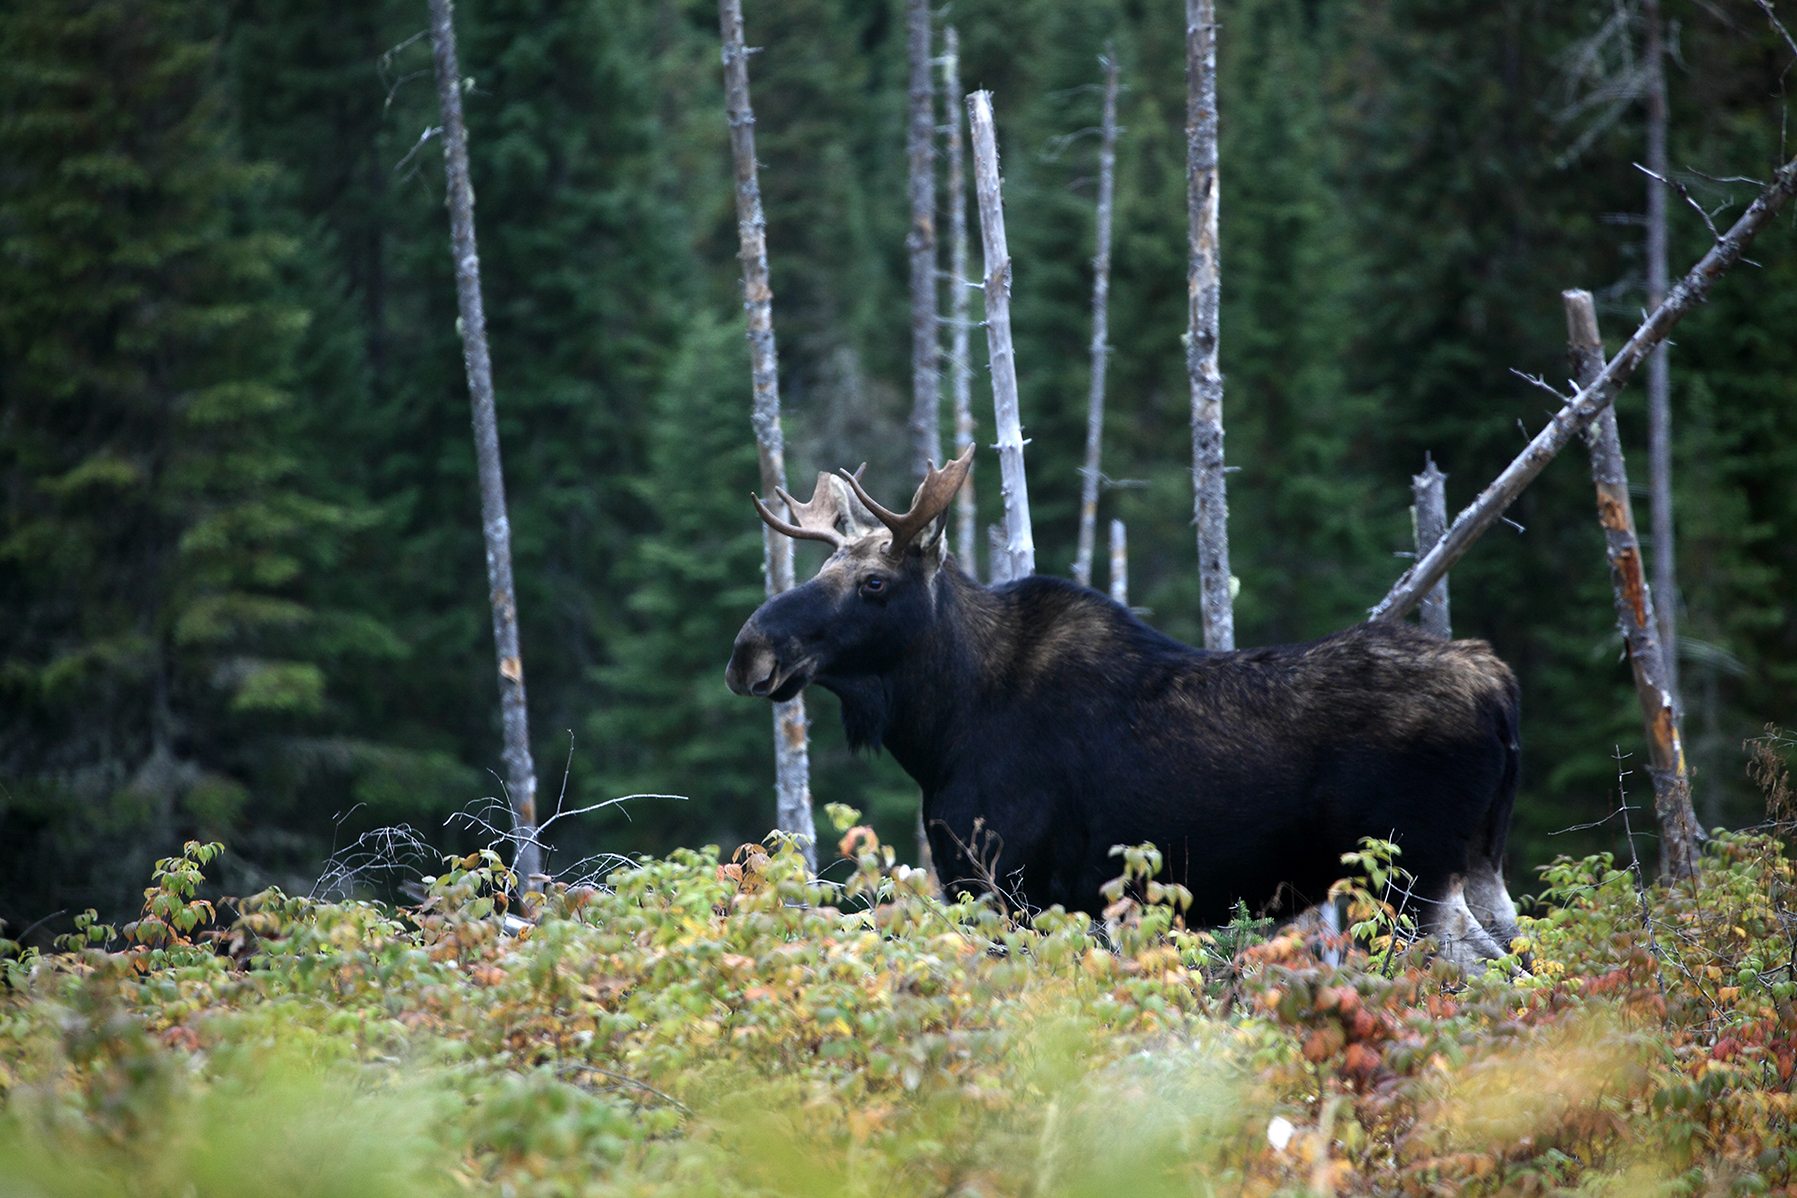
<box><xmin>1564</xmin><ymin>289</ymin><xmax>1699</xmax><ymax>879</ymax></box>
<box><xmin>968</xmin><ymin>90</ymin><xmax>1035</xmax><ymax>580</ymax></box>
<box><xmin>1412</xmin><ymin>455</ymin><xmax>1450</xmax><ymax>638</ymax></box>
<box><xmin>1186</xmin><ymin>0</ymin><xmax>1232</xmax><ymax>650</ymax></box>
<box><xmin>1367</xmin><ymin>151</ymin><xmax>1797</xmax><ymax>624</ymax></box>
<box><xmin>943</xmin><ymin>27</ymin><xmax>977</xmax><ymax>573</ymax></box>
<box><xmin>719</xmin><ymin>0</ymin><xmax>815</xmax><ymax>871</ymax></box>
<box><xmin>1075</xmin><ymin>45</ymin><xmax>1120</xmax><ymax>589</ymax></box>
<box><xmin>906</xmin><ymin>0</ymin><xmax>940</xmax><ymax>481</ymax></box>
<box><xmin>428</xmin><ymin>0</ymin><xmax>540</xmax><ymax>891</ymax></box>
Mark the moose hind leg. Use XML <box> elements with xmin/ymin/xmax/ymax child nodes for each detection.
<box><xmin>1421</xmin><ymin>875</ymin><xmax>1506</xmax><ymax>971</ymax></box>
<box><xmin>1464</xmin><ymin>861</ymin><xmax>1529</xmax><ymax>966</ymax></box>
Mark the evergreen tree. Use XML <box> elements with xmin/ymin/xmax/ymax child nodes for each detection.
<box><xmin>0</xmin><ymin>0</ymin><xmax>396</xmax><ymax>923</ymax></box>
<box><xmin>583</xmin><ymin>313</ymin><xmax>786</xmax><ymax>857</ymax></box>
<box><xmin>4</xmin><ymin>0</ymin><xmax>1791</xmax><ymax>930</ymax></box>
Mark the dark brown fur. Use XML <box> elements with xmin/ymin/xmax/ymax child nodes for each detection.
<box><xmin>730</xmin><ymin>503</ymin><xmax>1526</xmax><ymax>965</ymax></box>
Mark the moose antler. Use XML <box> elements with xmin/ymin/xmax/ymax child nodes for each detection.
<box><xmin>839</xmin><ymin>443</ymin><xmax>976</xmax><ymax>555</ymax></box>
<box><xmin>752</xmin><ymin>473</ymin><xmax>859</xmax><ymax>549</ymax></box>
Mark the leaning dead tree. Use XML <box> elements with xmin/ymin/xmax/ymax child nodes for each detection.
<box><xmin>1553</xmin><ymin>0</ymin><xmax>1683</xmax><ymax>707</ymax></box>
<box><xmin>942</xmin><ymin>28</ymin><xmax>978</xmax><ymax>573</ymax></box>
<box><xmin>428</xmin><ymin>0</ymin><xmax>540</xmax><ymax>890</ymax></box>
<box><xmin>1186</xmin><ymin>0</ymin><xmax>1232</xmax><ymax>650</ymax></box>
<box><xmin>968</xmin><ymin>90</ymin><xmax>1035</xmax><ymax>580</ymax></box>
<box><xmin>1075</xmin><ymin>45</ymin><xmax>1121</xmax><ymax>589</ymax></box>
<box><xmin>719</xmin><ymin>0</ymin><xmax>815</xmax><ymax>870</ymax></box>
<box><xmin>1564</xmin><ymin>289</ymin><xmax>1699</xmax><ymax>878</ymax></box>
<box><xmin>906</xmin><ymin>0</ymin><xmax>940</xmax><ymax>481</ymax></box>
<box><xmin>1369</xmin><ymin>151</ymin><xmax>1797</xmax><ymax>626</ymax></box>
<box><xmin>1411</xmin><ymin>456</ymin><xmax>1450</xmax><ymax>638</ymax></box>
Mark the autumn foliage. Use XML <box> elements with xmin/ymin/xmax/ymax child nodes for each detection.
<box><xmin>5</xmin><ymin>746</ymin><xmax>1797</xmax><ymax>1196</ymax></box>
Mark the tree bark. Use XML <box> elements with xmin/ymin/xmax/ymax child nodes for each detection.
<box><xmin>942</xmin><ymin>27</ymin><xmax>977</xmax><ymax>574</ymax></box>
<box><xmin>906</xmin><ymin>0</ymin><xmax>940</xmax><ymax>481</ymax></box>
<box><xmin>427</xmin><ymin>0</ymin><xmax>540</xmax><ymax>891</ymax></box>
<box><xmin>719</xmin><ymin>0</ymin><xmax>814</xmax><ymax>871</ymax></box>
<box><xmin>1075</xmin><ymin>46</ymin><xmax>1120</xmax><ymax>589</ymax></box>
<box><xmin>967</xmin><ymin>90</ymin><xmax>1034</xmax><ymax>581</ymax></box>
<box><xmin>988</xmin><ymin>523</ymin><xmax>1012</xmax><ymax>585</ymax></box>
<box><xmin>1186</xmin><ymin>0</ymin><xmax>1233</xmax><ymax>650</ymax></box>
<box><xmin>1564</xmin><ymin>289</ymin><xmax>1699</xmax><ymax>878</ymax></box>
<box><xmin>1367</xmin><ymin>151</ymin><xmax>1797</xmax><ymax>624</ymax></box>
<box><xmin>1643</xmin><ymin>0</ymin><xmax>1679</xmax><ymax>715</ymax></box>
<box><xmin>1412</xmin><ymin>455</ymin><xmax>1450</xmax><ymax>638</ymax></box>
<box><xmin>1108</xmin><ymin>518</ymin><xmax>1128</xmax><ymax>607</ymax></box>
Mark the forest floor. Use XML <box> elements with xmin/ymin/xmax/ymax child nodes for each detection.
<box><xmin>4</xmin><ymin>755</ymin><xmax>1797</xmax><ymax>1198</ymax></box>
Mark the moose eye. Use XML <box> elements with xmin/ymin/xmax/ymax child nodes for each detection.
<box><xmin>859</xmin><ymin>576</ymin><xmax>888</xmax><ymax>598</ymax></box>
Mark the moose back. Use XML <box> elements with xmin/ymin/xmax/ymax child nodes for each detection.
<box><xmin>726</xmin><ymin>447</ymin><xmax>1525</xmax><ymax>966</ymax></box>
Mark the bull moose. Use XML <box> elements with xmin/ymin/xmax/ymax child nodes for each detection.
<box><xmin>726</xmin><ymin>446</ymin><xmax>1526</xmax><ymax>966</ymax></box>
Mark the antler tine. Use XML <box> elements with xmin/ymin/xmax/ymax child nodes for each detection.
<box><xmin>838</xmin><ymin>443</ymin><xmax>976</xmax><ymax>555</ymax></box>
<box><xmin>751</xmin><ymin>472</ymin><xmax>852</xmax><ymax>549</ymax></box>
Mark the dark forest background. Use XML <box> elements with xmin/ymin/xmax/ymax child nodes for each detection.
<box><xmin>3</xmin><ymin>0</ymin><xmax>1794</xmax><ymax>943</ymax></box>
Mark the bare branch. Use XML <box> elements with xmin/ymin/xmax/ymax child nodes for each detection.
<box><xmin>1510</xmin><ymin>368</ymin><xmax>1572</xmax><ymax>401</ymax></box>
<box><xmin>1369</xmin><ymin>152</ymin><xmax>1797</xmax><ymax>624</ymax></box>
<box><xmin>1635</xmin><ymin>163</ymin><xmax>1723</xmax><ymax>240</ymax></box>
<box><xmin>1754</xmin><ymin>0</ymin><xmax>1797</xmax><ymax>59</ymax></box>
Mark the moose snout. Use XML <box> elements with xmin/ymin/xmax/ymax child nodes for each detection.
<box><xmin>725</xmin><ymin>636</ymin><xmax>782</xmax><ymax>697</ymax></box>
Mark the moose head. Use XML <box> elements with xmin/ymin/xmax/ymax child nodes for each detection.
<box><xmin>724</xmin><ymin>444</ymin><xmax>975</xmax><ymax>709</ymax></box>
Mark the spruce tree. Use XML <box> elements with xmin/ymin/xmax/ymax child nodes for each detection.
<box><xmin>0</xmin><ymin>0</ymin><xmax>391</xmax><ymax>924</ymax></box>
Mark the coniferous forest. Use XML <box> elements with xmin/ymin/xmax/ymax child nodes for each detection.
<box><xmin>4</xmin><ymin>0</ymin><xmax>1797</xmax><ymax>939</ymax></box>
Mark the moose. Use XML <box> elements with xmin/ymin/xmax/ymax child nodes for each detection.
<box><xmin>726</xmin><ymin>446</ymin><xmax>1526</xmax><ymax>966</ymax></box>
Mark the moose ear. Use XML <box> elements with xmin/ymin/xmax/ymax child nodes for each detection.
<box><xmin>831</xmin><ymin>472</ymin><xmax>879</xmax><ymax>538</ymax></box>
<box><xmin>917</xmin><ymin>509</ymin><xmax>950</xmax><ymax>567</ymax></box>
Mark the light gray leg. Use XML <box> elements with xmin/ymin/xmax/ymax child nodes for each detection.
<box><xmin>1463</xmin><ymin>861</ymin><xmax>1526</xmax><ymax>959</ymax></box>
<box><xmin>1422</xmin><ymin>876</ymin><xmax>1507</xmax><ymax>971</ymax></box>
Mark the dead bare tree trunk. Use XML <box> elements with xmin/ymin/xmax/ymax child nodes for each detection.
<box><xmin>942</xmin><ymin>27</ymin><xmax>978</xmax><ymax>575</ymax></box>
<box><xmin>428</xmin><ymin>0</ymin><xmax>540</xmax><ymax>891</ymax></box>
<box><xmin>1075</xmin><ymin>46</ymin><xmax>1121</xmax><ymax>589</ymax></box>
<box><xmin>988</xmin><ymin>524</ymin><xmax>1012</xmax><ymax>585</ymax></box>
<box><xmin>1186</xmin><ymin>0</ymin><xmax>1233</xmax><ymax>650</ymax></box>
<box><xmin>1642</xmin><ymin>0</ymin><xmax>1680</xmax><ymax>716</ymax></box>
<box><xmin>1368</xmin><ymin>151</ymin><xmax>1797</xmax><ymax>623</ymax></box>
<box><xmin>720</xmin><ymin>0</ymin><xmax>814</xmax><ymax>870</ymax></box>
<box><xmin>968</xmin><ymin>90</ymin><xmax>1034</xmax><ymax>580</ymax></box>
<box><xmin>1109</xmin><ymin>518</ymin><xmax>1128</xmax><ymax>606</ymax></box>
<box><xmin>1412</xmin><ymin>456</ymin><xmax>1450</xmax><ymax>638</ymax></box>
<box><xmin>1564</xmin><ymin>289</ymin><xmax>1699</xmax><ymax>878</ymax></box>
<box><xmin>906</xmin><ymin>0</ymin><xmax>940</xmax><ymax>481</ymax></box>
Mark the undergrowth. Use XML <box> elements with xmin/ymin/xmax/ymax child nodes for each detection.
<box><xmin>2</xmin><ymin>736</ymin><xmax>1796</xmax><ymax>1197</ymax></box>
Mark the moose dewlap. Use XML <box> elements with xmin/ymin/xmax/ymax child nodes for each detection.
<box><xmin>726</xmin><ymin>446</ymin><xmax>1525</xmax><ymax>966</ymax></box>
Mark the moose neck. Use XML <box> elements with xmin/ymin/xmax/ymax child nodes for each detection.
<box><xmin>823</xmin><ymin>560</ymin><xmax>1009</xmax><ymax>793</ymax></box>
